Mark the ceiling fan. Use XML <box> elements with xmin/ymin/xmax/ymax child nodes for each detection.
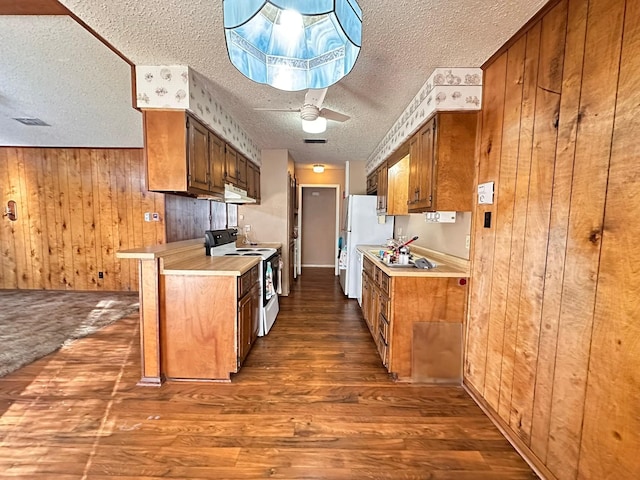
<box><xmin>254</xmin><ymin>88</ymin><xmax>350</xmax><ymax>124</ymax></box>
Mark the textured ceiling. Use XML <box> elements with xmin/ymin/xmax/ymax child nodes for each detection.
<box><xmin>0</xmin><ymin>15</ymin><xmax>142</xmax><ymax>147</ymax></box>
<box><xmin>1</xmin><ymin>0</ymin><xmax>548</xmax><ymax>167</ymax></box>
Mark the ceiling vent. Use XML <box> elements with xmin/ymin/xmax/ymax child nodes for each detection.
<box><xmin>13</xmin><ymin>118</ymin><xmax>50</xmax><ymax>126</ymax></box>
<box><xmin>304</xmin><ymin>138</ymin><xmax>327</xmax><ymax>144</ymax></box>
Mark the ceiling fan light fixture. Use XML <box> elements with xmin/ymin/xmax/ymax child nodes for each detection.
<box><xmin>223</xmin><ymin>0</ymin><xmax>362</xmax><ymax>91</ymax></box>
<box><xmin>313</xmin><ymin>164</ymin><xmax>325</xmax><ymax>173</ymax></box>
<box><xmin>302</xmin><ymin>117</ymin><xmax>327</xmax><ymax>134</ymax></box>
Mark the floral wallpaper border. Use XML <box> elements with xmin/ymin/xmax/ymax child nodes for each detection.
<box><xmin>366</xmin><ymin>67</ymin><xmax>482</xmax><ymax>174</ymax></box>
<box><xmin>135</xmin><ymin>65</ymin><xmax>261</xmax><ymax>165</ymax></box>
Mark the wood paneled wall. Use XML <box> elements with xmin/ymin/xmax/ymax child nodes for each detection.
<box><xmin>465</xmin><ymin>0</ymin><xmax>640</xmax><ymax>479</ymax></box>
<box><xmin>0</xmin><ymin>147</ymin><xmax>165</xmax><ymax>291</ymax></box>
<box><xmin>164</xmin><ymin>194</ymin><xmax>213</xmax><ymax>243</ymax></box>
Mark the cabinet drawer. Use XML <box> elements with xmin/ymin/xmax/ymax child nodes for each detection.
<box><xmin>238</xmin><ymin>265</ymin><xmax>259</xmax><ymax>298</ymax></box>
<box><xmin>363</xmin><ymin>256</ymin><xmax>375</xmax><ymax>278</ymax></box>
<box><xmin>379</xmin><ymin>312</ymin><xmax>390</xmax><ymax>344</ymax></box>
<box><xmin>379</xmin><ymin>294</ymin><xmax>389</xmax><ymax>319</ymax></box>
<box><xmin>379</xmin><ymin>272</ymin><xmax>390</xmax><ymax>294</ymax></box>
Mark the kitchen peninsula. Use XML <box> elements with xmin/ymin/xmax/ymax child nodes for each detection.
<box><xmin>117</xmin><ymin>238</ymin><xmax>281</xmax><ymax>385</ymax></box>
<box><xmin>357</xmin><ymin>245</ymin><xmax>470</xmax><ymax>383</ymax></box>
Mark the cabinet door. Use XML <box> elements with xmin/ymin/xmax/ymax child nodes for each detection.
<box><xmin>376</xmin><ymin>163</ymin><xmax>388</xmax><ymax>214</ymax></box>
<box><xmin>407</xmin><ymin>134</ymin><xmax>420</xmax><ymax>208</ymax></box>
<box><xmin>254</xmin><ymin>166</ymin><xmax>261</xmax><ymax>203</ymax></box>
<box><xmin>387</xmin><ymin>155</ymin><xmax>409</xmax><ymax>215</ymax></box>
<box><xmin>367</xmin><ymin>172</ymin><xmax>378</xmax><ymax>194</ymax></box>
<box><xmin>209</xmin><ymin>132</ymin><xmax>226</xmax><ymax>193</ymax></box>
<box><xmin>237</xmin><ymin>154</ymin><xmax>248</xmax><ymax>189</ymax></box>
<box><xmin>362</xmin><ymin>272</ymin><xmax>371</xmax><ymax>323</ymax></box>
<box><xmin>246</xmin><ymin>162</ymin><xmax>255</xmax><ymax>198</ymax></box>
<box><xmin>238</xmin><ymin>290</ymin><xmax>254</xmax><ymax>366</ymax></box>
<box><xmin>187</xmin><ymin>116</ymin><xmax>210</xmax><ymax>192</ymax></box>
<box><xmin>408</xmin><ymin>118</ymin><xmax>435</xmax><ymax>212</ymax></box>
<box><xmin>416</xmin><ymin>118</ymin><xmax>435</xmax><ymax>210</ymax></box>
<box><xmin>225</xmin><ymin>145</ymin><xmax>238</xmax><ymax>185</ymax></box>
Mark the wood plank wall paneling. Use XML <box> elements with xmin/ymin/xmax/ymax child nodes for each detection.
<box><xmin>530</xmin><ymin>0</ymin><xmax>587</xmax><ymax>462</ymax></box>
<box><xmin>482</xmin><ymin>34</ymin><xmax>527</xmax><ymax>413</ymax></box>
<box><xmin>164</xmin><ymin>194</ymin><xmax>213</xmax><ymax>243</ymax></box>
<box><xmin>509</xmin><ymin>0</ymin><xmax>566</xmax><ymax>447</ymax></box>
<box><xmin>579</xmin><ymin>0</ymin><xmax>640</xmax><ymax>475</ymax></box>
<box><xmin>0</xmin><ymin>147</ymin><xmax>166</xmax><ymax>291</ymax></box>
<box><xmin>465</xmin><ymin>0</ymin><xmax>640</xmax><ymax>478</ymax></box>
<box><xmin>547</xmin><ymin>0</ymin><xmax>625</xmax><ymax>476</ymax></box>
<box><xmin>464</xmin><ymin>53</ymin><xmax>507</xmax><ymax>392</ymax></box>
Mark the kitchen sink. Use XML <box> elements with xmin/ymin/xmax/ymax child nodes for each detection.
<box><xmin>367</xmin><ymin>249</ymin><xmax>437</xmax><ymax>268</ymax></box>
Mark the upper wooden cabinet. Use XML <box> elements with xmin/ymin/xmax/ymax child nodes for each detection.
<box><xmin>144</xmin><ymin>109</ymin><xmax>259</xmax><ymax>198</ymax></box>
<box><xmin>145</xmin><ymin>110</ymin><xmax>225</xmax><ymax>196</ymax></box>
<box><xmin>386</xmin><ymin>154</ymin><xmax>410</xmax><ymax>216</ymax></box>
<box><xmin>209</xmin><ymin>132</ymin><xmax>226</xmax><ymax>192</ymax></box>
<box><xmin>224</xmin><ymin>145</ymin><xmax>248</xmax><ymax>190</ymax></box>
<box><xmin>366</xmin><ymin>171</ymin><xmax>378</xmax><ymax>194</ymax></box>
<box><xmin>376</xmin><ymin>161</ymin><xmax>388</xmax><ymax>214</ymax></box>
<box><xmin>407</xmin><ymin>112</ymin><xmax>478</xmax><ymax>213</ymax></box>
<box><xmin>187</xmin><ymin>116</ymin><xmax>211</xmax><ymax>192</ymax></box>
<box><xmin>246</xmin><ymin>161</ymin><xmax>261</xmax><ymax>204</ymax></box>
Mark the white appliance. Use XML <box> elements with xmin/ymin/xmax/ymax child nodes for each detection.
<box><xmin>206</xmin><ymin>229</ymin><xmax>281</xmax><ymax>336</ymax></box>
<box><xmin>339</xmin><ymin>195</ymin><xmax>394</xmax><ymax>298</ymax></box>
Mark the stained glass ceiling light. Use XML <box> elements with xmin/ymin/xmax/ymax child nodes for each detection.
<box><xmin>223</xmin><ymin>0</ymin><xmax>362</xmax><ymax>91</ymax></box>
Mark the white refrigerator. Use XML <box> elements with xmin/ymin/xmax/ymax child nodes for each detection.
<box><xmin>339</xmin><ymin>195</ymin><xmax>394</xmax><ymax>298</ymax></box>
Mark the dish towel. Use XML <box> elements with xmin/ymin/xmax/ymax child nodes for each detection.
<box><xmin>277</xmin><ymin>257</ymin><xmax>283</xmax><ymax>294</ymax></box>
<box><xmin>339</xmin><ymin>248</ymin><xmax>347</xmax><ymax>269</ymax></box>
<box><xmin>265</xmin><ymin>262</ymin><xmax>276</xmax><ymax>300</ymax></box>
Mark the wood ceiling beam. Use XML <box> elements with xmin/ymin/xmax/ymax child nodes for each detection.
<box><xmin>0</xmin><ymin>0</ymin><xmax>70</xmax><ymax>15</ymax></box>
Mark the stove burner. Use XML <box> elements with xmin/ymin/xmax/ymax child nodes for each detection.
<box><xmin>243</xmin><ymin>253</ymin><xmax>263</xmax><ymax>256</ymax></box>
<box><xmin>236</xmin><ymin>248</ymin><xmax>253</xmax><ymax>252</ymax></box>
<box><xmin>224</xmin><ymin>253</ymin><xmax>241</xmax><ymax>256</ymax></box>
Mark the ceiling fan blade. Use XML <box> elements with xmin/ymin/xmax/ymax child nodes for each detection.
<box><xmin>304</xmin><ymin>88</ymin><xmax>327</xmax><ymax>108</ymax></box>
<box><xmin>320</xmin><ymin>108</ymin><xmax>350</xmax><ymax>122</ymax></box>
<box><xmin>253</xmin><ymin>107</ymin><xmax>301</xmax><ymax>112</ymax></box>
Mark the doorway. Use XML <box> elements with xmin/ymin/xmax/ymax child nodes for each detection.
<box><xmin>298</xmin><ymin>184</ymin><xmax>341</xmax><ymax>275</ymax></box>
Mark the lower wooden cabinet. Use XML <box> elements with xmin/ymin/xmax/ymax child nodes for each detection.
<box><xmin>159</xmin><ymin>264</ymin><xmax>260</xmax><ymax>381</ymax></box>
<box><xmin>361</xmin><ymin>256</ymin><xmax>467</xmax><ymax>383</ymax></box>
<box><xmin>237</xmin><ymin>274</ymin><xmax>260</xmax><ymax>367</ymax></box>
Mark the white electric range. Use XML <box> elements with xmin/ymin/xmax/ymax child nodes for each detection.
<box><xmin>205</xmin><ymin>229</ymin><xmax>281</xmax><ymax>336</ymax></box>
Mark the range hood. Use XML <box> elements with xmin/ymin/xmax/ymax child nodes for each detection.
<box><xmin>224</xmin><ymin>183</ymin><xmax>256</xmax><ymax>204</ymax></box>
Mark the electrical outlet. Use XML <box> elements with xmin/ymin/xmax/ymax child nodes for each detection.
<box><xmin>465</xmin><ymin>235</ymin><xmax>471</xmax><ymax>249</ymax></box>
<box><xmin>244</xmin><ymin>225</ymin><xmax>251</xmax><ymax>232</ymax></box>
<box><xmin>144</xmin><ymin>212</ymin><xmax>151</xmax><ymax>222</ymax></box>
<box><xmin>98</xmin><ymin>271</ymin><xmax>104</xmax><ymax>279</ymax></box>
<box><xmin>152</xmin><ymin>212</ymin><xmax>160</xmax><ymax>221</ymax></box>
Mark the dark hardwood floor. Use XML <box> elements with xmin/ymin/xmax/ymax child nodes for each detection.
<box><xmin>0</xmin><ymin>268</ymin><xmax>537</xmax><ymax>479</ymax></box>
